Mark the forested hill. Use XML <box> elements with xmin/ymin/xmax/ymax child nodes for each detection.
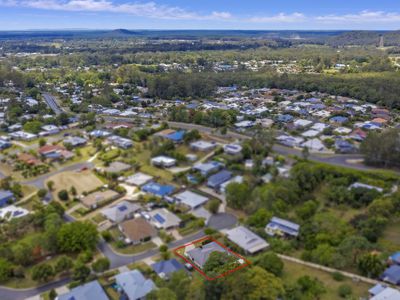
<box><xmin>326</xmin><ymin>31</ymin><xmax>400</xmax><ymax>47</ymax></box>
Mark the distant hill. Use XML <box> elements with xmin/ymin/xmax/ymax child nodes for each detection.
<box><xmin>102</xmin><ymin>29</ymin><xmax>141</xmax><ymax>37</ymax></box>
<box><xmin>327</xmin><ymin>30</ymin><xmax>400</xmax><ymax>46</ymax></box>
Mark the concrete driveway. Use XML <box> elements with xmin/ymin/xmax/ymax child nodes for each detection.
<box><xmin>208</xmin><ymin>213</ymin><xmax>237</xmax><ymax>230</ymax></box>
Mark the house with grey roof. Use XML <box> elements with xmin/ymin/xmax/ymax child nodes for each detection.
<box><xmin>64</xmin><ymin>136</ymin><xmax>88</xmax><ymax>147</ymax></box>
<box><xmin>174</xmin><ymin>190</ymin><xmax>209</xmax><ymax>210</ymax></box>
<box><xmin>104</xmin><ymin>161</ymin><xmax>131</xmax><ymax>174</ymax></box>
<box><xmin>186</xmin><ymin>241</ymin><xmax>228</xmax><ymax>269</ymax></box>
<box><xmin>190</xmin><ymin>140</ymin><xmax>216</xmax><ymax>152</ymax></box>
<box><xmin>57</xmin><ymin>280</ymin><xmax>109</xmax><ymax>300</ymax></box>
<box><xmin>100</xmin><ymin>200</ymin><xmax>140</xmax><ymax>223</ymax></box>
<box><xmin>226</xmin><ymin>226</ymin><xmax>269</xmax><ymax>254</ymax></box>
<box><xmin>125</xmin><ymin>172</ymin><xmax>153</xmax><ymax>187</ymax></box>
<box><xmin>148</xmin><ymin>208</ymin><xmax>181</xmax><ymax>230</ymax></box>
<box><xmin>115</xmin><ymin>269</ymin><xmax>155</xmax><ymax>300</ymax></box>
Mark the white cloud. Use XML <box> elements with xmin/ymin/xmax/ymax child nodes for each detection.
<box><xmin>316</xmin><ymin>10</ymin><xmax>400</xmax><ymax>24</ymax></box>
<box><xmin>0</xmin><ymin>0</ymin><xmax>232</xmax><ymax>20</ymax></box>
<box><xmin>249</xmin><ymin>12</ymin><xmax>305</xmax><ymax>23</ymax></box>
<box><xmin>1</xmin><ymin>1</ymin><xmax>400</xmax><ymax>29</ymax></box>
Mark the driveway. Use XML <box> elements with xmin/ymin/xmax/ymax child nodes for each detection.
<box><xmin>208</xmin><ymin>213</ymin><xmax>237</xmax><ymax>230</ymax></box>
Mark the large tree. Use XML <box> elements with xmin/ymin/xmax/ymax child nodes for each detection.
<box><xmin>57</xmin><ymin>222</ymin><xmax>98</xmax><ymax>253</ymax></box>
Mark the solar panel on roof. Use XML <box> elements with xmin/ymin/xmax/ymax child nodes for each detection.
<box><xmin>118</xmin><ymin>205</ymin><xmax>127</xmax><ymax>212</ymax></box>
<box><xmin>13</xmin><ymin>211</ymin><xmax>23</xmax><ymax>216</ymax></box>
<box><xmin>154</xmin><ymin>213</ymin><xmax>165</xmax><ymax>224</ymax></box>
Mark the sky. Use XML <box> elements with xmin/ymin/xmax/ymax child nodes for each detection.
<box><xmin>0</xmin><ymin>0</ymin><xmax>400</xmax><ymax>30</ymax></box>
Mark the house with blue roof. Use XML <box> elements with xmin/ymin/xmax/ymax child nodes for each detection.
<box><xmin>381</xmin><ymin>265</ymin><xmax>400</xmax><ymax>285</ymax></box>
<box><xmin>57</xmin><ymin>280</ymin><xmax>109</xmax><ymax>300</ymax></box>
<box><xmin>141</xmin><ymin>182</ymin><xmax>175</xmax><ymax>198</ymax></box>
<box><xmin>277</xmin><ymin>114</ymin><xmax>294</xmax><ymax>123</ymax></box>
<box><xmin>151</xmin><ymin>258</ymin><xmax>184</xmax><ymax>278</ymax></box>
<box><xmin>165</xmin><ymin>130</ymin><xmax>185</xmax><ymax>143</ymax></box>
<box><xmin>193</xmin><ymin>161</ymin><xmax>222</xmax><ymax>176</ymax></box>
<box><xmin>115</xmin><ymin>269</ymin><xmax>155</xmax><ymax>300</ymax></box>
<box><xmin>389</xmin><ymin>252</ymin><xmax>400</xmax><ymax>265</ymax></box>
<box><xmin>207</xmin><ymin>170</ymin><xmax>232</xmax><ymax>189</ymax></box>
<box><xmin>335</xmin><ymin>139</ymin><xmax>357</xmax><ymax>154</ymax></box>
<box><xmin>265</xmin><ymin>217</ymin><xmax>300</xmax><ymax>238</ymax></box>
<box><xmin>0</xmin><ymin>190</ymin><xmax>14</xmax><ymax>207</ymax></box>
<box><xmin>330</xmin><ymin>116</ymin><xmax>349</xmax><ymax>124</ymax></box>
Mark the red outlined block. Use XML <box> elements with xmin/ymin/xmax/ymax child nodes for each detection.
<box><xmin>173</xmin><ymin>236</ymin><xmax>251</xmax><ymax>281</ymax></box>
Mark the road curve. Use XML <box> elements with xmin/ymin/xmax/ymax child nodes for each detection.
<box><xmin>166</xmin><ymin>121</ymin><xmax>395</xmax><ymax>174</ymax></box>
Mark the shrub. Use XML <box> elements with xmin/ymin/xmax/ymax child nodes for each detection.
<box><xmin>338</xmin><ymin>284</ymin><xmax>352</xmax><ymax>298</ymax></box>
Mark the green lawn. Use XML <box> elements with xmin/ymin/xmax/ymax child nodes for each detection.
<box><xmin>282</xmin><ymin>260</ymin><xmax>371</xmax><ymax>300</ymax></box>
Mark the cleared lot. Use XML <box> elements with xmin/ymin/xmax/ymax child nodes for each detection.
<box><xmin>46</xmin><ymin>170</ymin><xmax>103</xmax><ymax>195</ymax></box>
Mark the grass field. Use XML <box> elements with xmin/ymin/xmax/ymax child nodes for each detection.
<box><xmin>282</xmin><ymin>260</ymin><xmax>371</xmax><ymax>300</ymax></box>
<box><xmin>46</xmin><ymin>170</ymin><xmax>103</xmax><ymax>196</ymax></box>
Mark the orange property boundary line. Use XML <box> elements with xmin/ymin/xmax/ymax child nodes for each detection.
<box><xmin>173</xmin><ymin>236</ymin><xmax>251</xmax><ymax>281</ymax></box>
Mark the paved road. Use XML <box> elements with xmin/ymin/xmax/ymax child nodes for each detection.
<box><xmin>23</xmin><ymin>162</ymin><xmax>94</xmax><ymax>190</ymax></box>
<box><xmin>43</xmin><ymin>93</ymin><xmax>63</xmax><ymax>115</ymax></box>
<box><xmin>0</xmin><ymin>211</ymin><xmax>237</xmax><ymax>299</ymax></box>
<box><xmin>166</xmin><ymin>121</ymin><xmax>392</xmax><ymax>173</ymax></box>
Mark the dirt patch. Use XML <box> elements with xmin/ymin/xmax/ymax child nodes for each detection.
<box><xmin>46</xmin><ymin>170</ymin><xmax>103</xmax><ymax>195</ymax></box>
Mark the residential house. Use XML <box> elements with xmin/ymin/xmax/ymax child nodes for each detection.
<box><xmin>301</xmin><ymin>129</ymin><xmax>320</xmax><ymax>138</ymax></box>
<box><xmin>151</xmin><ymin>258</ymin><xmax>184</xmax><ymax>279</ymax></box>
<box><xmin>293</xmin><ymin>119</ymin><xmax>313</xmax><ymax>129</ymax></box>
<box><xmin>335</xmin><ymin>140</ymin><xmax>357</xmax><ymax>154</ymax></box>
<box><xmin>9</xmin><ymin>131</ymin><xmax>37</xmax><ymax>141</ymax></box>
<box><xmin>277</xmin><ymin>114</ymin><xmax>294</xmax><ymax>123</ymax></box>
<box><xmin>156</xmin><ymin>129</ymin><xmax>185</xmax><ymax>143</ymax></box>
<box><xmin>223</xmin><ymin>144</ymin><xmax>243</xmax><ymax>155</ymax></box>
<box><xmin>193</xmin><ymin>161</ymin><xmax>222</xmax><ymax>176</ymax></box>
<box><xmin>57</xmin><ymin>280</ymin><xmax>109</xmax><ymax>300</ymax></box>
<box><xmin>40</xmin><ymin>125</ymin><xmax>60</xmax><ymax>136</ymax></box>
<box><xmin>330</xmin><ymin>116</ymin><xmax>348</xmax><ymax>125</ymax></box>
<box><xmin>0</xmin><ymin>205</ymin><xmax>29</xmax><ymax>221</ymax></box>
<box><xmin>381</xmin><ymin>265</ymin><xmax>400</xmax><ymax>285</ymax></box>
<box><xmin>115</xmin><ymin>270</ymin><xmax>156</xmax><ymax>300</ymax></box>
<box><xmin>369</xmin><ymin>285</ymin><xmax>400</xmax><ymax>300</ymax></box>
<box><xmin>90</xmin><ymin>130</ymin><xmax>111</xmax><ymax>138</ymax></box>
<box><xmin>17</xmin><ymin>153</ymin><xmax>41</xmax><ymax>166</ymax></box>
<box><xmin>141</xmin><ymin>182</ymin><xmax>175</xmax><ymax>198</ymax></box>
<box><xmin>301</xmin><ymin>138</ymin><xmax>326</xmax><ymax>152</ymax></box>
<box><xmin>174</xmin><ymin>190</ymin><xmax>209</xmax><ymax>210</ymax></box>
<box><xmin>38</xmin><ymin>145</ymin><xmax>74</xmax><ymax>161</ymax></box>
<box><xmin>226</xmin><ymin>226</ymin><xmax>269</xmax><ymax>254</ymax></box>
<box><xmin>148</xmin><ymin>208</ymin><xmax>181</xmax><ymax>230</ymax></box>
<box><xmin>119</xmin><ymin>218</ymin><xmax>157</xmax><ymax>244</ymax></box>
<box><xmin>104</xmin><ymin>161</ymin><xmax>131</xmax><ymax>173</ymax></box>
<box><xmin>186</xmin><ymin>241</ymin><xmax>228</xmax><ymax>269</ymax></box>
<box><xmin>220</xmin><ymin>175</ymin><xmax>243</xmax><ymax>194</ymax></box>
<box><xmin>64</xmin><ymin>136</ymin><xmax>87</xmax><ymax>147</ymax></box>
<box><xmin>348</xmin><ymin>182</ymin><xmax>383</xmax><ymax>193</ymax></box>
<box><xmin>151</xmin><ymin>156</ymin><xmax>177</xmax><ymax>168</ymax></box>
<box><xmin>190</xmin><ymin>140</ymin><xmax>216</xmax><ymax>152</ymax></box>
<box><xmin>101</xmin><ymin>200</ymin><xmax>140</xmax><ymax>223</ymax></box>
<box><xmin>0</xmin><ymin>139</ymin><xmax>11</xmax><ymax>150</ymax></box>
<box><xmin>276</xmin><ymin>135</ymin><xmax>304</xmax><ymax>148</ymax></box>
<box><xmin>125</xmin><ymin>173</ymin><xmax>153</xmax><ymax>187</ymax></box>
<box><xmin>81</xmin><ymin>190</ymin><xmax>120</xmax><ymax>209</ymax></box>
<box><xmin>207</xmin><ymin>170</ymin><xmax>232</xmax><ymax>190</ymax></box>
<box><xmin>107</xmin><ymin>135</ymin><xmax>133</xmax><ymax>149</ymax></box>
<box><xmin>266</xmin><ymin>217</ymin><xmax>300</xmax><ymax>238</ymax></box>
<box><xmin>0</xmin><ymin>190</ymin><xmax>14</xmax><ymax>207</ymax></box>
<box><xmin>389</xmin><ymin>252</ymin><xmax>400</xmax><ymax>265</ymax></box>
<box><xmin>349</xmin><ymin>128</ymin><xmax>367</xmax><ymax>141</ymax></box>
